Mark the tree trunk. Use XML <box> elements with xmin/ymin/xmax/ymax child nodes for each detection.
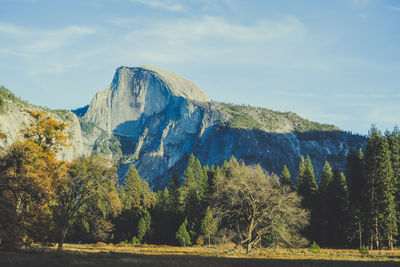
<box><xmin>57</xmin><ymin>222</ymin><xmax>69</xmax><ymax>251</ymax></box>
<box><xmin>375</xmin><ymin>215</ymin><xmax>380</xmax><ymax>250</ymax></box>
<box><xmin>389</xmin><ymin>228</ymin><xmax>393</xmax><ymax>250</ymax></box>
<box><xmin>208</xmin><ymin>235</ymin><xmax>211</xmax><ymax>245</ymax></box>
<box><xmin>58</xmin><ymin>229</ymin><xmax>66</xmax><ymax>251</ymax></box>
<box><xmin>358</xmin><ymin>221</ymin><xmax>362</xmax><ymax>249</ymax></box>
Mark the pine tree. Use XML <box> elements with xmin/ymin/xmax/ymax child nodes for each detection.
<box><xmin>137</xmin><ymin>209</ymin><xmax>151</xmax><ymax>242</ymax></box>
<box><xmin>176</xmin><ymin>218</ymin><xmax>191</xmax><ymax>246</ymax></box>
<box><xmin>365</xmin><ymin>125</ymin><xmax>383</xmax><ymax>249</ymax></box>
<box><xmin>378</xmin><ymin>135</ymin><xmax>397</xmax><ymax>250</ymax></box>
<box><xmin>169</xmin><ymin>174</ymin><xmax>181</xmax><ymax>213</ymax></box>
<box><xmin>120</xmin><ymin>164</ymin><xmax>143</xmax><ymax>210</ymax></box>
<box><xmin>327</xmin><ymin>166</ymin><xmax>349</xmax><ymax>247</ymax></box>
<box><xmin>319</xmin><ymin>161</ymin><xmax>333</xmax><ymax>198</ymax></box>
<box><xmin>201</xmin><ymin>206</ymin><xmax>217</xmax><ymax>245</ymax></box>
<box><xmin>317</xmin><ymin>161</ymin><xmax>333</xmax><ymax>245</ymax></box>
<box><xmin>280</xmin><ymin>165</ymin><xmax>293</xmax><ymax>188</ymax></box>
<box><xmin>297</xmin><ymin>155</ymin><xmax>318</xmax><ymax>211</ymax></box>
<box><xmin>388</xmin><ymin>127</ymin><xmax>400</xmax><ymax>241</ymax></box>
<box><xmin>346</xmin><ymin>148</ymin><xmax>367</xmax><ymax>248</ymax></box>
<box><xmin>296</xmin><ymin>155</ymin><xmax>318</xmax><ymax>242</ymax></box>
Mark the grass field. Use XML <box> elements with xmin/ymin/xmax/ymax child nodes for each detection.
<box><xmin>1</xmin><ymin>243</ymin><xmax>400</xmax><ymax>267</ymax></box>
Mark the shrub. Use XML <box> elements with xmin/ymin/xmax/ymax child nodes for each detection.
<box><xmin>196</xmin><ymin>235</ymin><xmax>205</xmax><ymax>246</ymax></box>
<box><xmin>359</xmin><ymin>245</ymin><xmax>369</xmax><ymax>257</ymax></box>
<box><xmin>131</xmin><ymin>236</ymin><xmax>140</xmax><ymax>245</ymax></box>
<box><xmin>308</xmin><ymin>241</ymin><xmax>320</xmax><ymax>254</ymax></box>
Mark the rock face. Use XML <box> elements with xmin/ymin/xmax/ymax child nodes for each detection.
<box><xmin>83</xmin><ymin>66</ymin><xmax>210</xmax><ymax>135</ymax></box>
<box><xmin>0</xmin><ymin>99</ymin><xmax>86</xmax><ymax>161</ymax></box>
<box><xmin>76</xmin><ymin>65</ymin><xmax>366</xmax><ymax>189</ymax></box>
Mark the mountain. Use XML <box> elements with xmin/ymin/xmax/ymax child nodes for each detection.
<box><xmin>73</xmin><ymin>65</ymin><xmax>365</xmax><ymax>188</ymax></box>
<box><xmin>0</xmin><ymin>67</ymin><xmax>365</xmax><ymax>189</ymax></box>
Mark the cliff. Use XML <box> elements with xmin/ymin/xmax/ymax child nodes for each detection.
<box><xmin>75</xmin><ymin>66</ymin><xmax>365</xmax><ymax>188</ymax></box>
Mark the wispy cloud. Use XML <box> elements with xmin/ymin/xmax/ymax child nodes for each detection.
<box><xmin>0</xmin><ymin>23</ymin><xmax>96</xmax><ymax>56</ymax></box>
<box><xmin>388</xmin><ymin>6</ymin><xmax>400</xmax><ymax>13</ymax></box>
<box><xmin>0</xmin><ymin>48</ymin><xmax>33</xmax><ymax>58</ymax></box>
<box><xmin>130</xmin><ymin>0</ymin><xmax>184</xmax><ymax>12</ymax></box>
<box><xmin>0</xmin><ymin>22</ymin><xmax>26</xmax><ymax>35</ymax></box>
<box><xmin>105</xmin><ymin>15</ymin><xmax>308</xmax><ymax>69</ymax></box>
<box><xmin>24</xmin><ymin>26</ymin><xmax>96</xmax><ymax>53</ymax></box>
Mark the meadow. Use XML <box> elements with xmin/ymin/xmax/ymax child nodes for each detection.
<box><xmin>1</xmin><ymin>243</ymin><xmax>400</xmax><ymax>267</ymax></box>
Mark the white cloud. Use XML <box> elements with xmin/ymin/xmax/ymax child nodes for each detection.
<box><xmin>130</xmin><ymin>0</ymin><xmax>184</xmax><ymax>12</ymax></box>
<box><xmin>24</xmin><ymin>26</ymin><xmax>96</xmax><ymax>53</ymax></box>
<box><xmin>115</xmin><ymin>15</ymin><xmax>307</xmax><ymax>65</ymax></box>
<box><xmin>0</xmin><ymin>23</ymin><xmax>96</xmax><ymax>56</ymax></box>
<box><xmin>388</xmin><ymin>6</ymin><xmax>400</xmax><ymax>13</ymax></box>
<box><xmin>0</xmin><ymin>22</ymin><xmax>27</xmax><ymax>35</ymax></box>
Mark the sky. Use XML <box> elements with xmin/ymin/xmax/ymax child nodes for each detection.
<box><xmin>1</xmin><ymin>0</ymin><xmax>400</xmax><ymax>135</ymax></box>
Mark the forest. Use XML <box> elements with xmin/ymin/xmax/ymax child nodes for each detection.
<box><xmin>0</xmin><ymin>110</ymin><xmax>399</xmax><ymax>255</ymax></box>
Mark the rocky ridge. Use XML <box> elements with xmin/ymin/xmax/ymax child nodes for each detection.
<box><xmin>74</xmin><ymin>66</ymin><xmax>365</xmax><ymax>188</ymax></box>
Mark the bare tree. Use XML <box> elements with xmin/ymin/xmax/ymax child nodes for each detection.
<box><xmin>212</xmin><ymin>163</ymin><xmax>309</xmax><ymax>254</ymax></box>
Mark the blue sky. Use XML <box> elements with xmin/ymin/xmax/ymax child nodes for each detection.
<box><xmin>1</xmin><ymin>0</ymin><xmax>399</xmax><ymax>134</ymax></box>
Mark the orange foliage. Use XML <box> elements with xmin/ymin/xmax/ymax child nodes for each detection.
<box><xmin>0</xmin><ymin>110</ymin><xmax>70</xmax><ymax>247</ymax></box>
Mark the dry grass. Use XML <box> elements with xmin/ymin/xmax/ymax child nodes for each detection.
<box><xmin>2</xmin><ymin>243</ymin><xmax>400</xmax><ymax>267</ymax></box>
<box><xmin>50</xmin><ymin>243</ymin><xmax>400</xmax><ymax>262</ymax></box>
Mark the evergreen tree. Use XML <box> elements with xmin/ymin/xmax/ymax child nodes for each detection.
<box><xmin>183</xmin><ymin>154</ymin><xmax>196</xmax><ymax>188</ymax></box>
<box><xmin>114</xmin><ymin>165</ymin><xmax>155</xmax><ymax>242</ymax></box>
<box><xmin>169</xmin><ymin>174</ymin><xmax>181</xmax><ymax>213</ymax></box>
<box><xmin>120</xmin><ymin>165</ymin><xmax>143</xmax><ymax>210</ymax></box>
<box><xmin>137</xmin><ymin>209</ymin><xmax>151</xmax><ymax>242</ymax></box>
<box><xmin>176</xmin><ymin>218</ymin><xmax>191</xmax><ymax>246</ymax></box>
<box><xmin>327</xmin><ymin>166</ymin><xmax>349</xmax><ymax>247</ymax></box>
<box><xmin>388</xmin><ymin>127</ymin><xmax>400</xmax><ymax>241</ymax></box>
<box><xmin>317</xmin><ymin>161</ymin><xmax>333</xmax><ymax>245</ymax></box>
<box><xmin>346</xmin><ymin>148</ymin><xmax>367</xmax><ymax>248</ymax></box>
<box><xmin>319</xmin><ymin>161</ymin><xmax>333</xmax><ymax>197</ymax></box>
<box><xmin>201</xmin><ymin>206</ymin><xmax>217</xmax><ymax>245</ymax></box>
<box><xmin>297</xmin><ymin>155</ymin><xmax>318</xmax><ymax>211</ymax></box>
<box><xmin>280</xmin><ymin>165</ymin><xmax>293</xmax><ymax>188</ymax></box>
<box><xmin>365</xmin><ymin>125</ymin><xmax>383</xmax><ymax>249</ymax></box>
<box><xmin>378</xmin><ymin>135</ymin><xmax>397</xmax><ymax>250</ymax></box>
<box><xmin>296</xmin><ymin>155</ymin><xmax>318</xmax><ymax>242</ymax></box>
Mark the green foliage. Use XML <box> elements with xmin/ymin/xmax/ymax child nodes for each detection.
<box><xmin>308</xmin><ymin>241</ymin><xmax>320</xmax><ymax>254</ymax></box>
<box><xmin>131</xmin><ymin>236</ymin><xmax>140</xmax><ymax>245</ymax></box>
<box><xmin>53</xmin><ymin>156</ymin><xmax>121</xmax><ymax>249</ymax></box>
<box><xmin>326</xmin><ymin>167</ymin><xmax>349</xmax><ymax>247</ymax></box>
<box><xmin>137</xmin><ymin>210</ymin><xmax>151</xmax><ymax>241</ymax></box>
<box><xmin>119</xmin><ymin>164</ymin><xmax>156</xmax><ymax>211</ymax></box>
<box><xmin>359</xmin><ymin>245</ymin><xmax>369</xmax><ymax>256</ymax></box>
<box><xmin>0</xmin><ymin>86</ymin><xmax>28</xmax><ymax>113</ymax></box>
<box><xmin>297</xmin><ymin>155</ymin><xmax>318</xmax><ymax>210</ymax></box>
<box><xmin>79</xmin><ymin>119</ymin><xmax>96</xmax><ymax>134</ymax></box>
<box><xmin>176</xmin><ymin>219</ymin><xmax>191</xmax><ymax>247</ymax></box>
<box><xmin>93</xmin><ymin>131</ymin><xmax>122</xmax><ymax>161</ymax></box>
<box><xmin>280</xmin><ymin>165</ymin><xmax>293</xmax><ymax>188</ymax></box>
<box><xmin>219</xmin><ymin>103</ymin><xmax>338</xmax><ymax>132</ymax></box>
<box><xmin>201</xmin><ymin>207</ymin><xmax>217</xmax><ymax>245</ymax></box>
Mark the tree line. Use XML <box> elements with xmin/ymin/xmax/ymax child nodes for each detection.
<box><xmin>291</xmin><ymin>125</ymin><xmax>400</xmax><ymax>250</ymax></box>
<box><xmin>1</xmin><ymin>111</ymin><xmax>399</xmax><ymax>252</ymax></box>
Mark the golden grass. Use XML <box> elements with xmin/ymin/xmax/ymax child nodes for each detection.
<box><xmin>48</xmin><ymin>243</ymin><xmax>400</xmax><ymax>262</ymax></box>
